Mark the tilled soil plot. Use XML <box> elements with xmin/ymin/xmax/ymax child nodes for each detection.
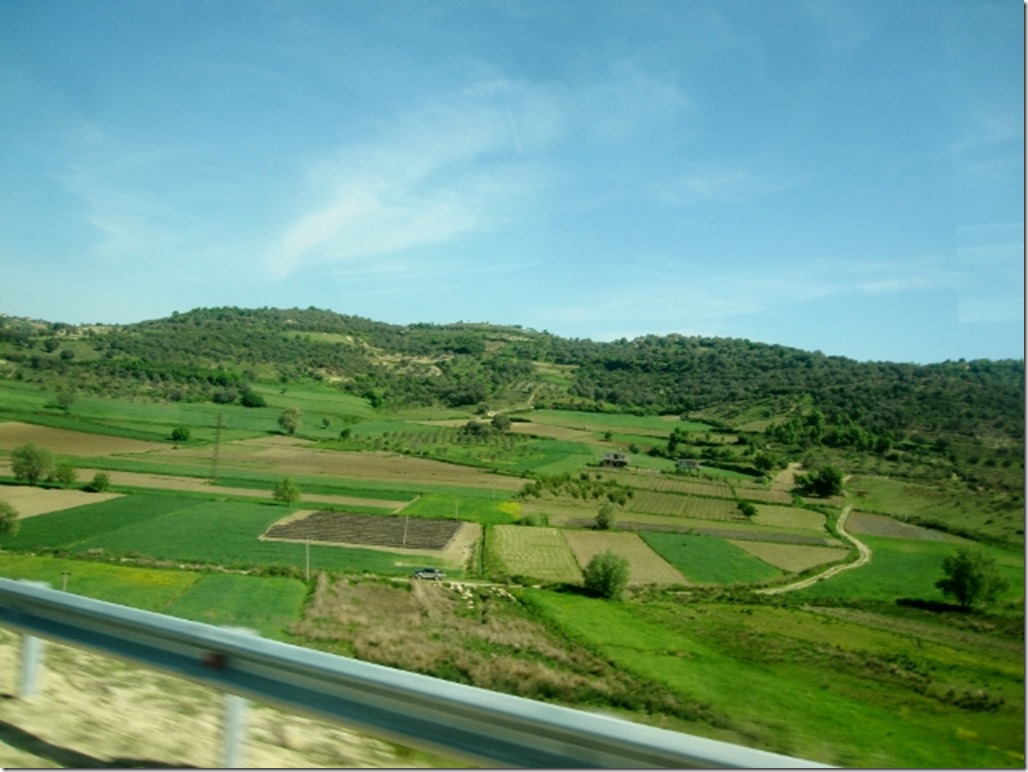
<box><xmin>265</xmin><ymin>512</ymin><xmax>462</xmax><ymax>550</ymax></box>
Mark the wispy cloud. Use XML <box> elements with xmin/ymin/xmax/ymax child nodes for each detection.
<box><xmin>265</xmin><ymin>64</ymin><xmax>691</xmax><ymax>279</ymax></box>
<box><xmin>655</xmin><ymin>161</ymin><xmax>803</xmax><ymax>206</ymax></box>
<box><xmin>265</xmin><ymin>81</ymin><xmax>555</xmax><ymax>279</ymax></box>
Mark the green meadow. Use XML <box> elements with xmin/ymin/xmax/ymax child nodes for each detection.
<box><xmin>0</xmin><ymin>555</ymin><xmax>306</xmax><ymax>640</ymax></box>
<box><xmin>0</xmin><ymin>493</ymin><xmax>424</xmax><ymax>576</ymax></box>
<box><xmin>640</xmin><ymin>531</ymin><xmax>782</xmax><ymax>584</ymax></box>
<box><xmin>522</xmin><ymin>590</ymin><xmax>1024</xmax><ymax>768</ymax></box>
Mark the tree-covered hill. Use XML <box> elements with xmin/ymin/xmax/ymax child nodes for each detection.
<box><xmin>1</xmin><ymin>306</ymin><xmax>1023</xmax><ymax>455</ymax></box>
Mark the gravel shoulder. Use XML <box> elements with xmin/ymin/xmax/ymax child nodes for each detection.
<box><xmin>0</xmin><ymin>628</ymin><xmax>433</xmax><ymax>768</ymax></box>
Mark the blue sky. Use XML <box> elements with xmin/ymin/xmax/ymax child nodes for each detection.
<box><xmin>1</xmin><ymin>0</ymin><xmax>1023</xmax><ymax>364</ymax></box>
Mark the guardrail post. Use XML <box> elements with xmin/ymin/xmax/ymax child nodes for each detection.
<box><xmin>223</xmin><ymin>693</ymin><xmax>249</xmax><ymax>768</ymax></box>
<box><xmin>220</xmin><ymin>627</ymin><xmax>258</xmax><ymax>768</ymax></box>
<box><xmin>18</xmin><ymin>634</ymin><xmax>46</xmax><ymax>698</ymax></box>
<box><xmin>16</xmin><ymin>581</ymin><xmax>51</xmax><ymax>699</ymax></box>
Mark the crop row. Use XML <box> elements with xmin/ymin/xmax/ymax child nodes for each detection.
<box><xmin>265</xmin><ymin>512</ymin><xmax>461</xmax><ymax>550</ymax></box>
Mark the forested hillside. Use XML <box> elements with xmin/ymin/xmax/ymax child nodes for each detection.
<box><xmin>1</xmin><ymin>306</ymin><xmax>1023</xmax><ymax>468</ymax></box>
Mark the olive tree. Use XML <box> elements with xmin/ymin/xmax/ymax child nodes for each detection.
<box><xmin>583</xmin><ymin>550</ymin><xmax>630</xmax><ymax>600</ymax></box>
<box><xmin>935</xmin><ymin>547</ymin><xmax>1008</xmax><ymax>610</ymax></box>
<box><xmin>11</xmin><ymin>443</ymin><xmax>53</xmax><ymax>485</ymax></box>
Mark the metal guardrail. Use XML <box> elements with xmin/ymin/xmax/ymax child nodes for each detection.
<box><xmin>0</xmin><ymin>577</ymin><xmax>828</xmax><ymax>768</ymax></box>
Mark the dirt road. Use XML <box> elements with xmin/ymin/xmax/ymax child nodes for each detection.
<box><xmin>756</xmin><ymin>506</ymin><xmax>871</xmax><ymax>595</ymax></box>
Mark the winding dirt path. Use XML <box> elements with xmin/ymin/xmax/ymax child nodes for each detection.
<box><xmin>756</xmin><ymin>506</ymin><xmax>871</xmax><ymax>595</ymax></box>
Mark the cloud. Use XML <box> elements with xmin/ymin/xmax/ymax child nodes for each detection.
<box><xmin>265</xmin><ymin>81</ymin><xmax>556</xmax><ymax>279</ymax></box>
<box><xmin>655</xmin><ymin>162</ymin><xmax>803</xmax><ymax>206</ymax></box>
<box><xmin>265</xmin><ymin>64</ymin><xmax>692</xmax><ymax>279</ymax></box>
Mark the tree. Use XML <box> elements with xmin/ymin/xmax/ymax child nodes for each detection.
<box><xmin>51</xmin><ymin>462</ymin><xmax>77</xmax><ymax>488</ymax></box>
<box><xmin>171</xmin><ymin>425</ymin><xmax>191</xmax><ymax>442</ymax></box>
<box><xmin>240</xmin><ymin>389</ymin><xmax>267</xmax><ymax>408</ymax></box>
<box><xmin>795</xmin><ymin>466</ymin><xmax>843</xmax><ymax>497</ymax></box>
<box><xmin>583</xmin><ymin>550</ymin><xmax>630</xmax><ymax>600</ymax></box>
<box><xmin>0</xmin><ymin>500</ymin><xmax>19</xmax><ymax>536</ymax></box>
<box><xmin>737</xmin><ymin>500</ymin><xmax>757</xmax><ymax>517</ymax></box>
<box><xmin>935</xmin><ymin>547</ymin><xmax>1008</xmax><ymax>610</ymax></box>
<box><xmin>85</xmin><ymin>471</ymin><xmax>111</xmax><ymax>492</ymax></box>
<box><xmin>595</xmin><ymin>501</ymin><xmax>616</xmax><ymax>530</ymax></box>
<box><xmin>273</xmin><ymin>477</ymin><xmax>301</xmax><ymax>505</ymax></box>
<box><xmin>11</xmin><ymin>443</ymin><xmax>53</xmax><ymax>485</ymax></box>
<box><xmin>491</xmin><ymin>413</ymin><xmax>511</xmax><ymax>432</ymax></box>
<box><xmin>278</xmin><ymin>407</ymin><xmax>302</xmax><ymax>435</ymax></box>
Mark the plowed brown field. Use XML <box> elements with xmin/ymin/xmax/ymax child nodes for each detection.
<box><xmin>0</xmin><ymin>422</ymin><xmax>164</xmax><ymax>456</ymax></box>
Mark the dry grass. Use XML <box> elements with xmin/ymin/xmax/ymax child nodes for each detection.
<box><xmin>751</xmin><ymin>505</ymin><xmax>826</xmax><ymax>532</ymax></box>
<box><xmin>728</xmin><ymin>540</ymin><xmax>849</xmax><ymax>573</ymax></box>
<box><xmin>561</xmin><ymin>530</ymin><xmax>686</xmax><ymax>585</ymax></box>
<box><xmin>846</xmin><ymin>511</ymin><xmax>963</xmax><ymax>542</ymax></box>
<box><xmin>154</xmin><ymin>442</ymin><xmax>525</xmax><ymax>491</ymax></box>
<box><xmin>0</xmin><ymin>485</ymin><xmax>122</xmax><ymax>518</ymax></box>
<box><xmin>291</xmin><ymin>575</ymin><xmax>641</xmax><ymax>704</ymax></box>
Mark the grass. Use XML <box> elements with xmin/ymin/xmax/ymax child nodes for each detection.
<box><xmin>0</xmin><ymin>554</ymin><xmax>306</xmax><ymax>640</ymax></box>
<box><xmin>399</xmin><ymin>493</ymin><xmax>517</xmax><ymax>525</ymax></box>
<box><xmin>794</xmin><ymin>536</ymin><xmax>1025</xmax><ymax>604</ymax></box>
<box><xmin>520</xmin><ymin>409</ymin><xmax>711</xmax><ymax>436</ymax></box>
<box><xmin>491</xmin><ymin>525</ymin><xmax>582</xmax><ymax>583</ymax></box>
<box><xmin>640</xmin><ymin>532</ymin><xmax>782</xmax><ymax>584</ymax></box>
<box><xmin>163</xmin><ymin>573</ymin><xmax>308</xmax><ymax>639</ymax></box>
<box><xmin>0</xmin><ymin>553</ymin><xmax>200</xmax><ymax>611</ymax></box>
<box><xmin>523</xmin><ymin>591</ymin><xmax>1025</xmax><ymax>768</ymax></box>
<box><xmin>0</xmin><ymin>493</ymin><xmax>425</xmax><ymax>576</ymax></box>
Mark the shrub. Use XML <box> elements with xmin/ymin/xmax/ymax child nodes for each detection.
<box><xmin>278</xmin><ymin>407</ymin><xmax>302</xmax><ymax>435</ymax></box>
<box><xmin>85</xmin><ymin>471</ymin><xmax>111</xmax><ymax>492</ymax></box>
<box><xmin>51</xmin><ymin>462</ymin><xmax>78</xmax><ymax>488</ymax></box>
<box><xmin>171</xmin><ymin>425</ymin><xmax>191</xmax><ymax>442</ymax></box>
<box><xmin>595</xmin><ymin>502</ymin><xmax>616</xmax><ymax>530</ymax></box>
<box><xmin>737</xmin><ymin>500</ymin><xmax>757</xmax><ymax>517</ymax></box>
<box><xmin>0</xmin><ymin>500</ymin><xmax>19</xmax><ymax>536</ymax></box>
<box><xmin>240</xmin><ymin>389</ymin><xmax>267</xmax><ymax>408</ymax></box>
<box><xmin>583</xmin><ymin>550</ymin><xmax>630</xmax><ymax>600</ymax></box>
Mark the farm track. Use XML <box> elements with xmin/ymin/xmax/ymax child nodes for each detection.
<box><xmin>755</xmin><ymin>507</ymin><xmax>870</xmax><ymax>595</ymax></box>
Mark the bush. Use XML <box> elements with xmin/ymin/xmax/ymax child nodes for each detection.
<box><xmin>171</xmin><ymin>425</ymin><xmax>191</xmax><ymax>442</ymax></box>
<box><xmin>278</xmin><ymin>407</ymin><xmax>302</xmax><ymax>435</ymax></box>
<box><xmin>0</xmin><ymin>500</ymin><xmax>19</xmax><ymax>536</ymax></box>
<box><xmin>595</xmin><ymin>502</ymin><xmax>616</xmax><ymax>530</ymax></box>
<box><xmin>85</xmin><ymin>471</ymin><xmax>111</xmax><ymax>492</ymax></box>
<box><xmin>11</xmin><ymin>443</ymin><xmax>53</xmax><ymax>485</ymax></box>
<box><xmin>737</xmin><ymin>500</ymin><xmax>757</xmax><ymax>517</ymax></box>
<box><xmin>583</xmin><ymin>550</ymin><xmax>630</xmax><ymax>600</ymax></box>
<box><xmin>51</xmin><ymin>462</ymin><xmax>77</xmax><ymax>488</ymax></box>
<box><xmin>240</xmin><ymin>389</ymin><xmax>267</xmax><ymax>408</ymax></box>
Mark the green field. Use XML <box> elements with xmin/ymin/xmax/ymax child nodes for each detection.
<box><xmin>0</xmin><ymin>555</ymin><xmax>306</xmax><ymax>639</ymax></box>
<box><xmin>794</xmin><ymin>536</ymin><xmax>1025</xmax><ymax>605</ymax></box>
<box><xmin>0</xmin><ymin>493</ymin><xmax>426</xmax><ymax>576</ymax></box>
<box><xmin>640</xmin><ymin>531</ymin><xmax>782</xmax><ymax>585</ymax></box>
<box><xmin>523</xmin><ymin>591</ymin><xmax>1024</xmax><ymax>768</ymax></box>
